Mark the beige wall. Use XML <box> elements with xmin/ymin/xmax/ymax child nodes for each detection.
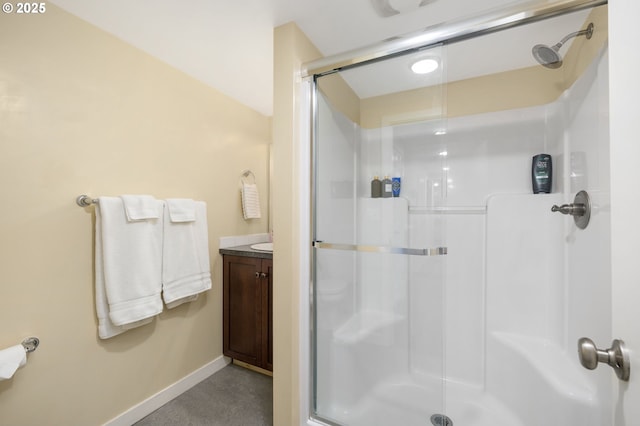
<box><xmin>317</xmin><ymin>74</ymin><xmax>361</xmax><ymax>125</ymax></box>
<box><xmin>272</xmin><ymin>23</ymin><xmax>321</xmax><ymax>426</ymax></box>
<box><xmin>0</xmin><ymin>5</ymin><xmax>270</xmax><ymax>425</ymax></box>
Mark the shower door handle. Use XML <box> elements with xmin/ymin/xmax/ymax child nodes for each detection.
<box><xmin>577</xmin><ymin>337</ymin><xmax>630</xmax><ymax>381</ymax></box>
<box><xmin>312</xmin><ymin>241</ymin><xmax>447</xmax><ymax>256</ymax></box>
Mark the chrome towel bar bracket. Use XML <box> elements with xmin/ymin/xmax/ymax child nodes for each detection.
<box><xmin>76</xmin><ymin>195</ymin><xmax>98</xmax><ymax>207</ymax></box>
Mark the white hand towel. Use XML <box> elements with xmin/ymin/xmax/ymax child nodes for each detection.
<box><xmin>166</xmin><ymin>198</ymin><xmax>196</xmax><ymax>222</ymax></box>
<box><xmin>241</xmin><ymin>183</ymin><xmax>261</xmax><ymax>219</ymax></box>
<box><xmin>0</xmin><ymin>345</ymin><xmax>26</xmax><ymax>381</ymax></box>
<box><xmin>95</xmin><ymin>196</ymin><xmax>163</xmax><ymax>339</ymax></box>
<box><xmin>120</xmin><ymin>194</ymin><xmax>160</xmax><ymax>221</ymax></box>
<box><xmin>162</xmin><ymin>200</ymin><xmax>212</xmax><ymax>308</ymax></box>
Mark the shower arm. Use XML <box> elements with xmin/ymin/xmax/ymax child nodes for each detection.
<box><xmin>555</xmin><ymin>22</ymin><xmax>594</xmax><ymax>49</ymax></box>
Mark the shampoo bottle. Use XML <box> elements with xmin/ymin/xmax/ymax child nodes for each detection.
<box><xmin>382</xmin><ymin>176</ymin><xmax>392</xmax><ymax>198</ymax></box>
<box><xmin>531</xmin><ymin>154</ymin><xmax>552</xmax><ymax>193</ymax></box>
<box><xmin>371</xmin><ymin>176</ymin><xmax>382</xmax><ymax>198</ymax></box>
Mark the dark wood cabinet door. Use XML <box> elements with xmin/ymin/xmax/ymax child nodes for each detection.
<box><xmin>223</xmin><ymin>255</ymin><xmax>262</xmax><ymax>366</ymax></box>
<box><xmin>223</xmin><ymin>255</ymin><xmax>273</xmax><ymax>372</ymax></box>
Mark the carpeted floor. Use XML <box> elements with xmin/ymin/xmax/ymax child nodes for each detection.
<box><xmin>134</xmin><ymin>363</ymin><xmax>273</xmax><ymax>426</ymax></box>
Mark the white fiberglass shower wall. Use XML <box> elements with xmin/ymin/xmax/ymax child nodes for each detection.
<box><xmin>310</xmin><ymin>3</ymin><xmax>610</xmax><ymax>426</ymax></box>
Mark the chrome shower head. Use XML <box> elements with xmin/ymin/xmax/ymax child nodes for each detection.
<box><xmin>532</xmin><ymin>43</ymin><xmax>563</xmax><ymax>69</ymax></box>
<box><xmin>532</xmin><ymin>22</ymin><xmax>594</xmax><ymax>69</ymax></box>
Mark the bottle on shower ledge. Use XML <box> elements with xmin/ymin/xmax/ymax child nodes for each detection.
<box><xmin>531</xmin><ymin>153</ymin><xmax>552</xmax><ymax>193</ymax></box>
<box><xmin>391</xmin><ymin>177</ymin><xmax>401</xmax><ymax>197</ymax></box>
<box><xmin>371</xmin><ymin>176</ymin><xmax>382</xmax><ymax>198</ymax></box>
<box><xmin>382</xmin><ymin>176</ymin><xmax>392</xmax><ymax>198</ymax></box>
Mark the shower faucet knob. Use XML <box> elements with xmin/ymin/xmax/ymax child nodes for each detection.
<box><xmin>551</xmin><ymin>203</ymin><xmax>585</xmax><ymax>216</ymax></box>
<box><xmin>551</xmin><ymin>190</ymin><xmax>591</xmax><ymax>229</ymax></box>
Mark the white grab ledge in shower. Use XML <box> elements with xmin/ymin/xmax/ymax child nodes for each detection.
<box><xmin>409</xmin><ymin>205</ymin><xmax>488</xmax><ymax>214</ymax></box>
<box><xmin>490</xmin><ymin>332</ymin><xmax>596</xmax><ymax>402</ymax></box>
<box><xmin>333</xmin><ymin>311</ymin><xmax>405</xmax><ymax>345</ymax></box>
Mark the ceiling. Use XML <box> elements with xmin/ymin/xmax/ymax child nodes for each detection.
<box><xmin>48</xmin><ymin>0</ymin><xmax>592</xmax><ymax>116</ymax></box>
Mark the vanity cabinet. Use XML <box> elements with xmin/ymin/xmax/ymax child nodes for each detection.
<box><xmin>222</xmin><ymin>254</ymin><xmax>273</xmax><ymax>371</ymax></box>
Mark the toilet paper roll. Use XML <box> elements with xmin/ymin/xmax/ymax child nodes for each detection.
<box><xmin>0</xmin><ymin>345</ymin><xmax>27</xmax><ymax>381</ymax></box>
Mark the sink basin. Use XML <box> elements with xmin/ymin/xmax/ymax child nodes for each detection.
<box><xmin>250</xmin><ymin>242</ymin><xmax>273</xmax><ymax>252</ymax></box>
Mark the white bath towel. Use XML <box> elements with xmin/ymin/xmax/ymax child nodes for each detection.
<box><xmin>120</xmin><ymin>194</ymin><xmax>160</xmax><ymax>221</ymax></box>
<box><xmin>166</xmin><ymin>198</ymin><xmax>196</xmax><ymax>222</ymax></box>
<box><xmin>0</xmin><ymin>345</ymin><xmax>26</xmax><ymax>381</ymax></box>
<box><xmin>95</xmin><ymin>196</ymin><xmax>163</xmax><ymax>339</ymax></box>
<box><xmin>241</xmin><ymin>183</ymin><xmax>261</xmax><ymax>219</ymax></box>
<box><xmin>162</xmin><ymin>200</ymin><xmax>212</xmax><ymax>308</ymax></box>
<box><xmin>95</xmin><ymin>206</ymin><xmax>153</xmax><ymax>339</ymax></box>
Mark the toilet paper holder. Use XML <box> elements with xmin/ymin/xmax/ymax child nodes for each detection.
<box><xmin>21</xmin><ymin>337</ymin><xmax>39</xmax><ymax>353</ymax></box>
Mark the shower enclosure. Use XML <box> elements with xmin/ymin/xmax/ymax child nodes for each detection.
<box><xmin>306</xmin><ymin>1</ymin><xmax>611</xmax><ymax>425</ymax></box>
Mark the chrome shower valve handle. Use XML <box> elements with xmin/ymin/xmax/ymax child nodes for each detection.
<box><xmin>551</xmin><ymin>190</ymin><xmax>591</xmax><ymax>229</ymax></box>
<box><xmin>551</xmin><ymin>203</ymin><xmax>586</xmax><ymax>216</ymax></box>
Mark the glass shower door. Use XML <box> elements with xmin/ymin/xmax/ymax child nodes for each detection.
<box><xmin>309</xmin><ymin>3</ymin><xmax>611</xmax><ymax>426</ymax></box>
<box><xmin>311</xmin><ymin>46</ymin><xmax>449</xmax><ymax>426</ymax></box>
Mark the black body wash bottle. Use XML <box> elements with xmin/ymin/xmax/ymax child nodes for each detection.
<box><xmin>532</xmin><ymin>154</ymin><xmax>552</xmax><ymax>193</ymax></box>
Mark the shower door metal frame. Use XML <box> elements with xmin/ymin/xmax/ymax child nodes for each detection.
<box><xmin>306</xmin><ymin>0</ymin><xmax>608</xmax><ymax>424</ymax></box>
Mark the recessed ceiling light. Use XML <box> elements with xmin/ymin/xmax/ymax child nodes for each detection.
<box><xmin>411</xmin><ymin>58</ymin><xmax>439</xmax><ymax>74</ymax></box>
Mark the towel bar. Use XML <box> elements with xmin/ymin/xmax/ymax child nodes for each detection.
<box><xmin>76</xmin><ymin>195</ymin><xmax>98</xmax><ymax>207</ymax></box>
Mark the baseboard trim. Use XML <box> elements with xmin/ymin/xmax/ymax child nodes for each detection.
<box><xmin>232</xmin><ymin>359</ymin><xmax>273</xmax><ymax>377</ymax></box>
<box><xmin>104</xmin><ymin>355</ymin><xmax>231</xmax><ymax>426</ymax></box>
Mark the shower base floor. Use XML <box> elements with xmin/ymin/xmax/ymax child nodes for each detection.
<box><xmin>317</xmin><ymin>374</ymin><xmax>524</xmax><ymax>426</ymax></box>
